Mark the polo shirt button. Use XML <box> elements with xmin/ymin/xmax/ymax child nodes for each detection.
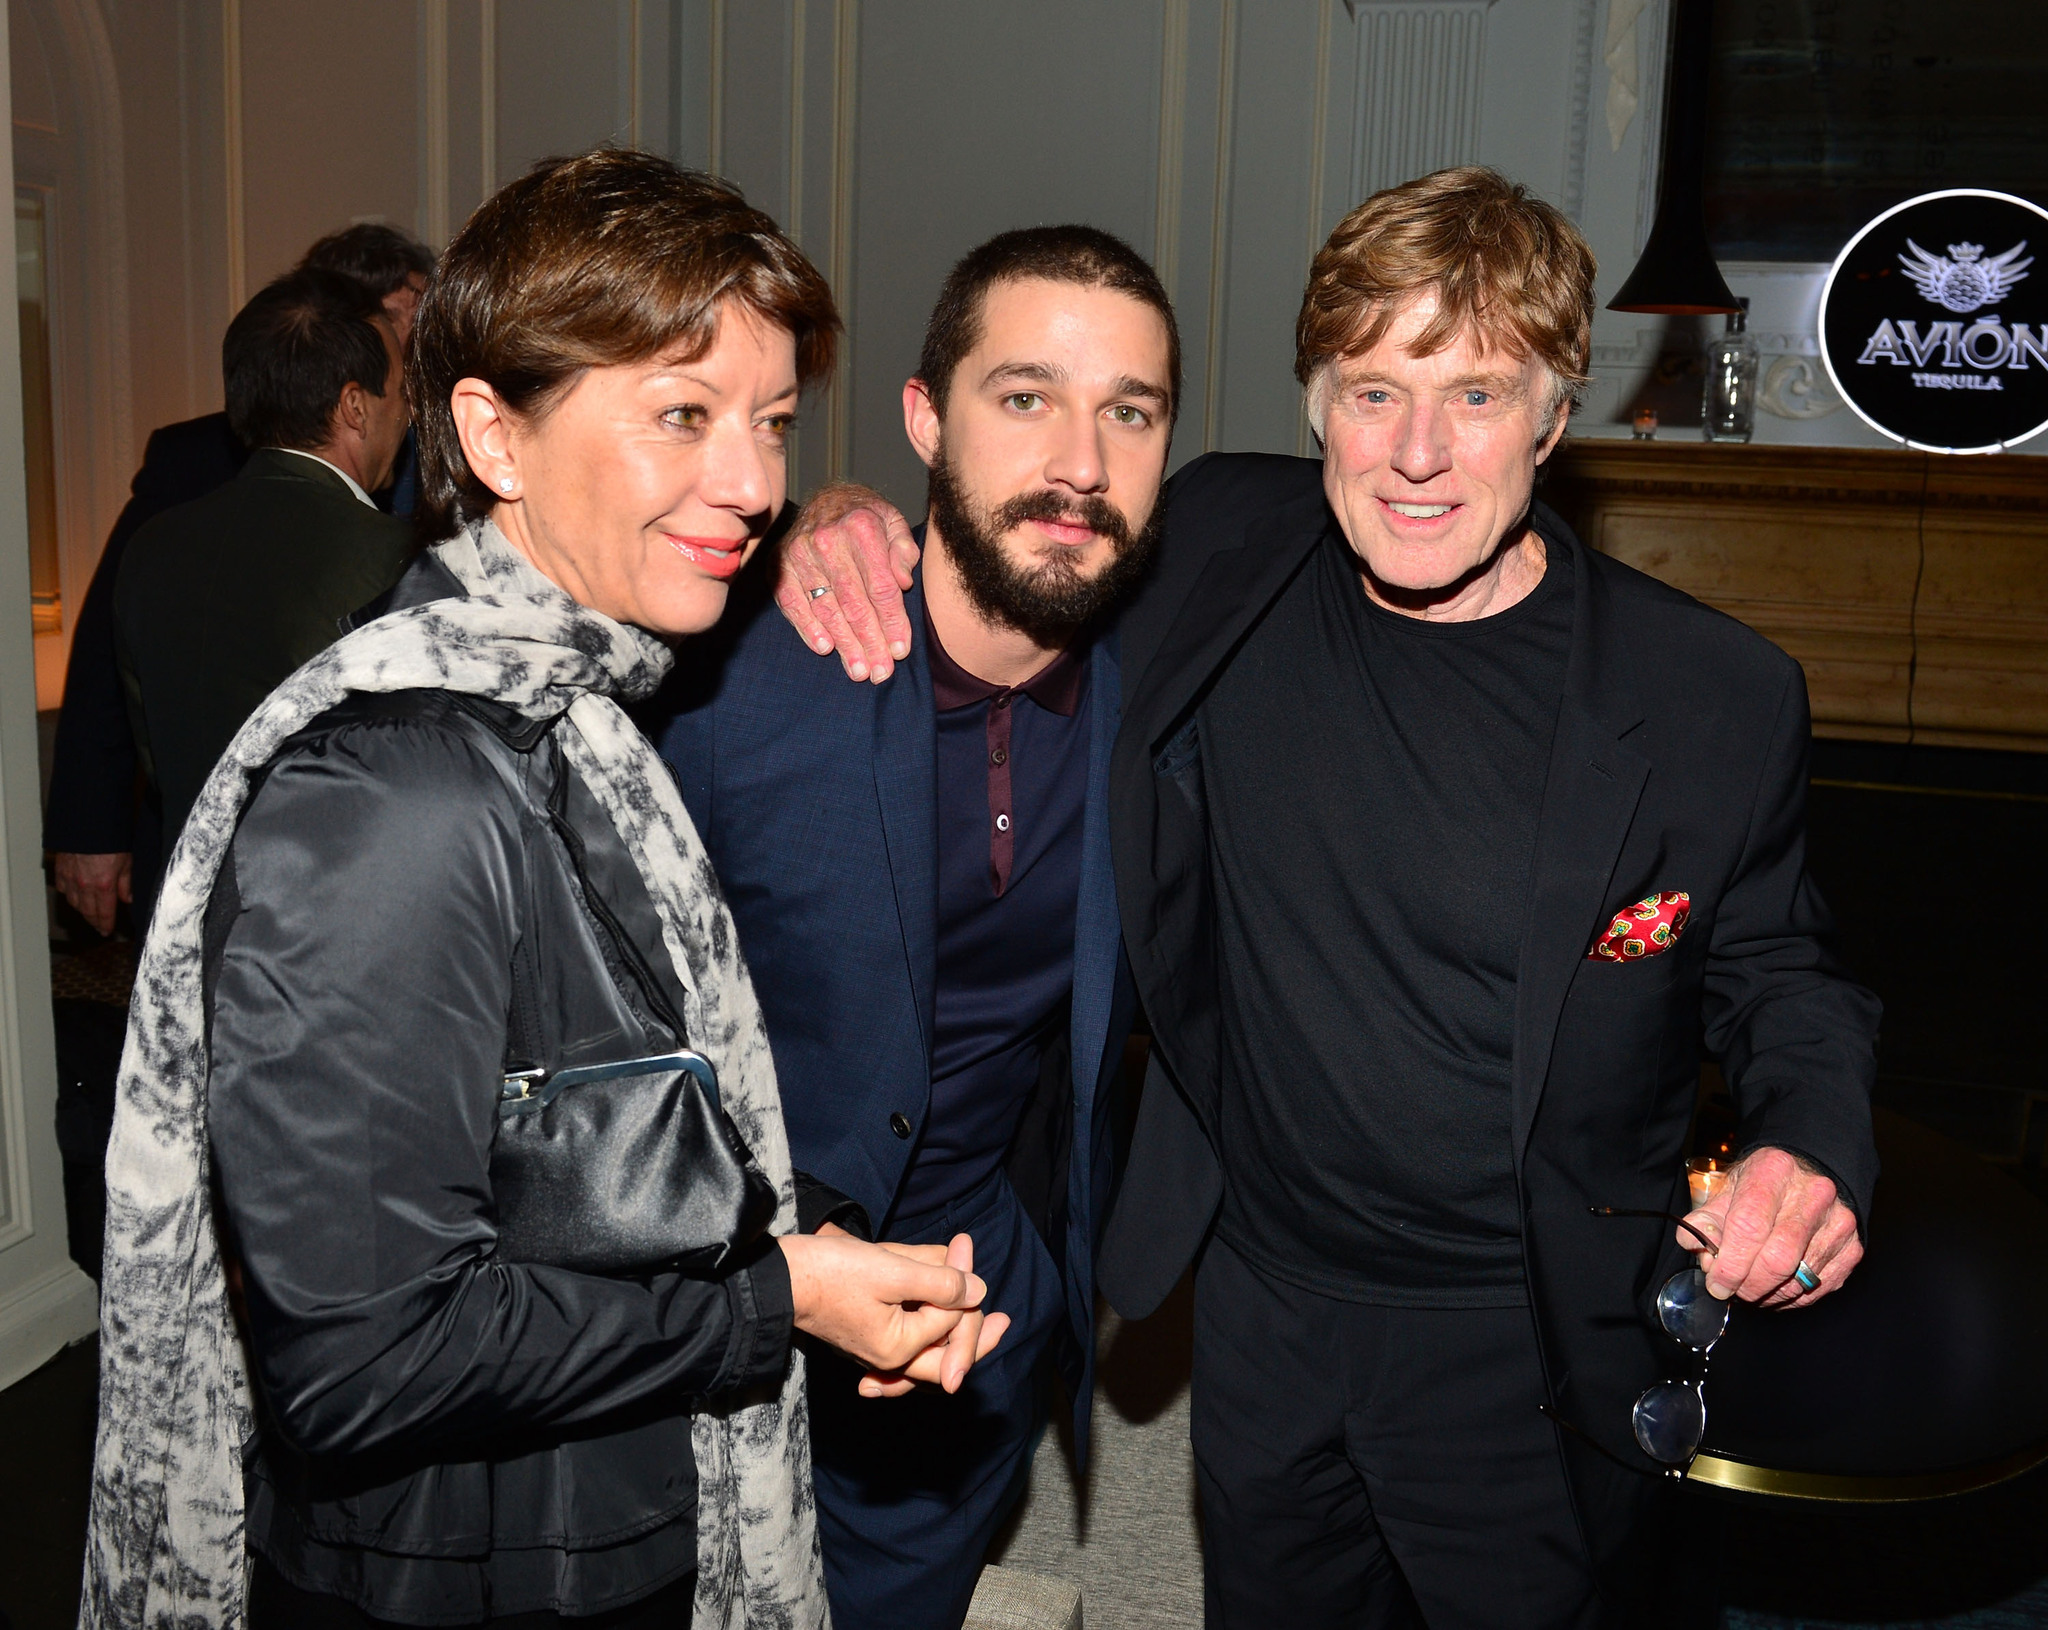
<box><xmin>991</xmin><ymin>746</ymin><xmax>1008</xmax><ymax>766</ymax></box>
<box><xmin>889</xmin><ymin>1112</ymin><xmax>913</xmax><ymax>1139</ymax></box>
<box><xmin>995</xmin><ymin>813</ymin><xmax>1010</xmax><ymax>832</ymax></box>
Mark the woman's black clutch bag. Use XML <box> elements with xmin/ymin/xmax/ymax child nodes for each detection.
<box><xmin>490</xmin><ymin>1050</ymin><xmax>776</xmax><ymax>1276</ymax></box>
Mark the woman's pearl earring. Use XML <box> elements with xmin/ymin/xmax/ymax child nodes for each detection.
<box><xmin>498</xmin><ymin>477</ymin><xmax>514</xmax><ymax>492</ymax></box>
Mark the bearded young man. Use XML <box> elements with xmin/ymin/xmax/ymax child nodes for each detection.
<box><xmin>648</xmin><ymin>225</ymin><xmax>1175</xmax><ymax>1630</ymax></box>
<box><xmin>779</xmin><ymin>168</ymin><xmax>1879</xmax><ymax>1627</ymax></box>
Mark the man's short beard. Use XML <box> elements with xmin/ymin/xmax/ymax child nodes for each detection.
<box><xmin>925</xmin><ymin>443</ymin><xmax>1164</xmax><ymax>648</ymax></box>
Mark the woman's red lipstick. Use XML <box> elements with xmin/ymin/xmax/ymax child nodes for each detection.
<box><xmin>666</xmin><ymin>534</ymin><xmax>747</xmax><ymax>579</ymax></box>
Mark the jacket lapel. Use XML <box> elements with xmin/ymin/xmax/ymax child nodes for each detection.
<box><xmin>1070</xmin><ymin>631</ymin><xmax>1123</xmax><ymax>1127</ymax></box>
<box><xmin>1110</xmin><ymin>494</ymin><xmax>1332</xmax><ymax>1165</ymax></box>
<box><xmin>873</xmin><ymin>578</ymin><xmax>939</xmax><ymax>1060</ymax></box>
<box><xmin>1124</xmin><ymin>489</ymin><xmax>1333</xmax><ymax>752</ymax></box>
<box><xmin>1511</xmin><ymin>529</ymin><xmax>1650</xmax><ymax>1160</ymax></box>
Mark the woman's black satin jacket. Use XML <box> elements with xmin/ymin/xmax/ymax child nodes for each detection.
<box><xmin>204</xmin><ymin>647</ymin><xmax>794</xmax><ymax>1622</ymax></box>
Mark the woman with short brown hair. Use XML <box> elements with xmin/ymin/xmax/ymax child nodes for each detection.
<box><xmin>84</xmin><ymin>150</ymin><xmax>1000</xmax><ymax>1630</ymax></box>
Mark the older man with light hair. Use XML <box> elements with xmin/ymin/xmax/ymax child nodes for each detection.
<box><xmin>779</xmin><ymin>167</ymin><xmax>1880</xmax><ymax>1627</ymax></box>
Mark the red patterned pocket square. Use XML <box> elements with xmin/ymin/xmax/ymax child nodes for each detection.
<box><xmin>1588</xmin><ymin>891</ymin><xmax>1690</xmax><ymax>961</ymax></box>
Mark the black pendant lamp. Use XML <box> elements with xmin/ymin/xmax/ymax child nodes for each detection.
<box><xmin>1608</xmin><ymin>0</ymin><xmax>1742</xmax><ymax>315</ymax></box>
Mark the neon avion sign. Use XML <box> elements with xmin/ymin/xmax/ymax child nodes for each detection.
<box><xmin>1820</xmin><ymin>190</ymin><xmax>2048</xmax><ymax>453</ymax></box>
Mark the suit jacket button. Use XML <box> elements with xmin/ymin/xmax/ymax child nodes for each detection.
<box><xmin>889</xmin><ymin>1112</ymin><xmax>913</xmax><ymax>1139</ymax></box>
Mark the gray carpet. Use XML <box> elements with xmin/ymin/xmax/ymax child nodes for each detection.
<box><xmin>988</xmin><ymin>1276</ymin><xmax>1204</xmax><ymax>1629</ymax></box>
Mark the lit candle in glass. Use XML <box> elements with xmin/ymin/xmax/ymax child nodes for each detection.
<box><xmin>1632</xmin><ymin>406</ymin><xmax>1659</xmax><ymax>440</ymax></box>
<box><xmin>1686</xmin><ymin>1154</ymin><xmax>1730</xmax><ymax>1209</ymax></box>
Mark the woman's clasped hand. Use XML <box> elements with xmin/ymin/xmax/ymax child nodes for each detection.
<box><xmin>787</xmin><ymin>1227</ymin><xmax>1013</xmax><ymax>1398</ymax></box>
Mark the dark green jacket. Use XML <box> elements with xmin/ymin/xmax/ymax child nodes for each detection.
<box><xmin>114</xmin><ymin>448</ymin><xmax>416</xmax><ymax>849</ymax></box>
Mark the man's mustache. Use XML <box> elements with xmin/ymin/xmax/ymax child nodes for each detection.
<box><xmin>990</xmin><ymin>488</ymin><xmax>1134</xmax><ymax>550</ymax></box>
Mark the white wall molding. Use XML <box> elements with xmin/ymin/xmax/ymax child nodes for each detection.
<box><xmin>1298</xmin><ymin>0</ymin><xmax>1339</xmax><ymax>457</ymax></box>
<box><xmin>1200</xmin><ymin>0</ymin><xmax>1238</xmax><ymax>453</ymax></box>
<box><xmin>823</xmin><ymin>0</ymin><xmax>857</xmax><ymax>481</ymax></box>
<box><xmin>222</xmin><ymin>0</ymin><xmax>245</xmax><ymax>311</ymax></box>
<box><xmin>708</xmin><ymin>0</ymin><xmax>726</xmax><ymax>176</ymax></box>
<box><xmin>1589</xmin><ymin>325</ymin><xmax>1670</xmax><ymax>365</ymax></box>
<box><xmin>1345</xmin><ymin>0</ymin><xmax>1497</xmax><ymax>11</ymax></box>
<box><xmin>422</xmin><ymin>0</ymin><xmax>450</xmax><ymax>243</ymax></box>
<box><xmin>784</xmin><ymin>0</ymin><xmax>810</xmax><ymax>487</ymax></box>
<box><xmin>0</xmin><ymin>8</ymin><xmax>43</xmax><ymax>1253</ymax></box>
<box><xmin>1303</xmin><ymin>0</ymin><xmax>1337</xmax><ymax>265</ymax></box>
<box><xmin>1348</xmin><ymin>3</ymin><xmax>1491</xmax><ymax>206</ymax></box>
<box><xmin>1152</xmin><ymin>0</ymin><xmax>1190</xmax><ymax>302</ymax></box>
<box><xmin>779</xmin><ymin>0</ymin><xmax>862</xmax><ymax>491</ymax></box>
<box><xmin>1561</xmin><ymin>0</ymin><xmax>1599</xmax><ymax>220</ymax></box>
<box><xmin>1630</xmin><ymin>0</ymin><xmax>1668</xmax><ymax>252</ymax></box>
<box><xmin>479</xmin><ymin>0</ymin><xmax>497</xmax><ymax>196</ymax></box>
<box><xmin>785</xmin><ymin>0</ymin><xmax>805</xmax><ymax>247</ymax></box>
<box><xmin>626</xmin><ymin>0</ymin><xmax>644</xmax><ymax>147</ymax></box>
<box><xmin>0</xmin><ymin>1259</ymin><xmax>98</xmax><ymax>1392</ymax></box>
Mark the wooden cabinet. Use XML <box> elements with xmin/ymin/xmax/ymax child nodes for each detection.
<box><xmin>1542</xmin><ymin>440</ymin><xmax>2048</xmax><ymax>752</ymax></box>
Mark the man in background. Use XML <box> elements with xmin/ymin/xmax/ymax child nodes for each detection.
<box><xmin>300</xmin><ymin>223</ymin><xmax>433</xmax><ymax>513</ymax></box>
<box><xmin>43</xmin><ymin>222</ymin><xmax>430</xmax><ymax>933</ymax></box>
<box><xmin>114</xmin><ymin>266</ymin><xmax>414</xmax><ymax>854</ymax></box>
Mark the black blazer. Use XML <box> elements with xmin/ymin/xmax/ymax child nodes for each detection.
<box><xmin>1099</xmin><ymin>452</ymin><xmax>1880</xmax><ymax>1596</ymax></box>
<box><xmin>114</xmin><ymin>448</ymin><xmax>415</xmax><ymax>850</ymax></box>
<box><xmin>43</xmin><ymin>413</ymin><xmax>246</xmax><ymax>868</ymax></box>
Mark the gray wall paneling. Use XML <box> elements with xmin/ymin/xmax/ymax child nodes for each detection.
<box><xmin>240</xmin><ymin>0</ymin><xmax>420</xmax><ymax>288</ymax></box>
<box><xmin>69</xmin><ymin>0</ymin><xmax>1832</xmax><ymax>612</ymax></box>
<box><xmin>25</xmin><ymin>0</ymin><xmax>1962</xmax><ymax>714</ymax></box>
<box><xmin>1155</xmin><ymin>0</ymin><xmax>1232</xmax><ymax>473</ymax></box>
<box><xmin>681</xmin><ymin>0</ymin><xmax>1716</xmax><ymax>506</ymax></box>
<box><xmin>492</xmin><ymin>0</ymin><xmax>633</xmax><ymax>183</ymax></box>
<box><xmin>1217</xmin><ymin>0</ymin><xmax>1346</xmax><ymax>462</ymax></box>
<box><xmin>788</xmin><ymin>0</ymin><xmax>853</xmax><ymax>500</ymax></box>
<box><xmin>841</xmin><ymin>1</ymin><xmax>1175</xmax><ymax>505</ymax></box>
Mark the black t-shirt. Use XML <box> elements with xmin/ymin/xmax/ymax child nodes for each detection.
<box><xmin>1201</xmin><ymin>525</ymin><xmax>1574</xmax><ymax>1306</ymax></box>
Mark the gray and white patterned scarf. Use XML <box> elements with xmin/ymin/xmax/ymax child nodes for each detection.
<box><xmin>80</xmin><ymin>520</ymin><xmax>828</xmax><ymax>1630</ymax></box>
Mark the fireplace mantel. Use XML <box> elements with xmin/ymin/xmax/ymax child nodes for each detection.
<box><xmin>1542</xmin><ymin>439</ymin><xmax>2048</xmax><ymax>753</ymax></box>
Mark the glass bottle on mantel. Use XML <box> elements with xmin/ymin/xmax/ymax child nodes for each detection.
<box><xmin>1702</xmin><ymin>297</ymin><xmax>1758</xmax><ymax>443</ymax></box>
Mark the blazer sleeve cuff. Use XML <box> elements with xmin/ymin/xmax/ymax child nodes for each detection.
<box><xmin>721</xmin><ymin>1242</ymin><xmax>797</xmax><ymax>1394</ymax></box>
<box><xmin>793</xmin><ymin>1170</ymin><xmax>873</xmax><ymax>1240</ymax></box>
<box><xmin>1733</xmin><ymin>1139</ymin><xmax>1868</xmax><ymax>1235</ymax></box>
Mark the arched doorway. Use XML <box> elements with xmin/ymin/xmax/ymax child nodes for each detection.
<box><xmin>10</xmin><ymin>0</ymin><xmax>131</xmax><ymax>710</ymax></box>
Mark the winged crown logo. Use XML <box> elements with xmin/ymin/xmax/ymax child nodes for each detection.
<box><xmin>1898</xmin><ymin>239</ymin><xmax>2032</xmax><ymax>314</ymax></box>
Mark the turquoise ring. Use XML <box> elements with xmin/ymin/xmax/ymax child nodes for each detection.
<box><xmin>1793</xmin><ymin>1260</ymin><xmax>1821</xmax><ymax>1293</ymax></box>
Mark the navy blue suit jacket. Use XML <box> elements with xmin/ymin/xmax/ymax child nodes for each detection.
<box><xmin>652</xmin><ymin>566</ymin><xmax>1136</xmax><ymax>1450</ymax></box>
